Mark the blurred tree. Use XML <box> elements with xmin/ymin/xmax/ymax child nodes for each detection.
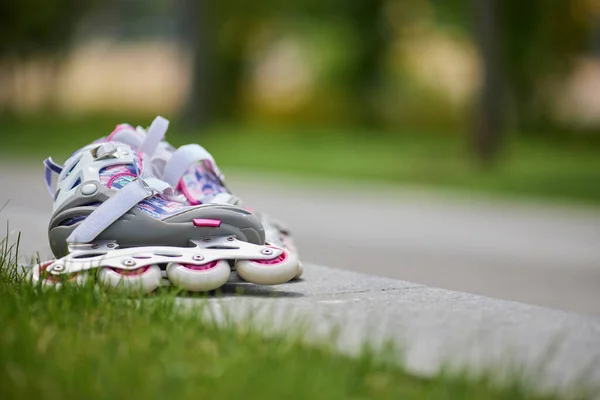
<box><xmin>181</xmin><ymin>0</ymin><xmax>260</xmax><ymax>126</ymax></box>
<box><xmin>473</xmin><ymin>0</ymin><xmax>503</xmax><ymax>166</ymax></box>
<box><xmin>336</xmin><ymin>0</ymin><xmax>387</xmax><ymax>127</ymax></box>
<box><xmin>500</xmin><ymin>0</ymin><xmax>592</xmax><ymax>132</ymax></box>
<box><xmin>151</xmin><ymin>0</ymin><xmax>594</xmax><ymax>136</ymax></box>
<box><xmin>436</xmin><ymin>0</ymin><xmax>592</xmax><ymax>133</ymax></box>
<box><xmin>0</xmin><ymin>0</ymin><xmax>94</xmax><ymax>57</ymax></box>
<box><xmin>0</xmin><ymin>0</ymin><xmax>99</xmax><ymax>111</ymax></box>
<box><xmin>437</xmin><ymin>0</ymin><xmax>592</xmax><ymax>164</ymax></box>
<box><xmin>179</xmin><ymin>0</ymin><xmax>211</xmax><ymax>127</ymax></box>
<box><xmin>181</xmin><ymin>0</ymin><xmax>387</xmax><ymax>127</ymax></box>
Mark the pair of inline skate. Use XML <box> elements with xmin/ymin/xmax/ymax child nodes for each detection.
<box><xmin>29</xmin><ymin>116</ymin><xmax>302</xmax><ymax>293</ymax></box>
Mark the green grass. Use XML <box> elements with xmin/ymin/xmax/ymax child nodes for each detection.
<box><xmin>2</xmin><ymin>114</ymin><xmax>600</xmax><ymax>204</ymax></box>
<box><xmin>0</xmin><ymin>237</ymin><xmax>594</xmax><ymax>400</ymax></box>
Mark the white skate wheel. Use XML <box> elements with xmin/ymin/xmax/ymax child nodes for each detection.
<box><xmin>235</xmin><ymin>247</ymin><xmax>299</xmax><ymax>285</ymax></box>
<box><xmin>97</xmin><ymin>264</ymin><xmax>161</xmax><ymax>294</ymax></box>
<box><xmin>30</xmin><ymin>260</ymin><xmax>90</xmax><ymax>289</ymax></box>
<box><xmin>166</xmin><ymin>260</ymin><xmax>230</xmax><ymax>292</ymax></box>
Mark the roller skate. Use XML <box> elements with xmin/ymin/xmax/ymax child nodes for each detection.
<box><xmin>29</xmin><ymin>128</ymin><xmax>299</xmax><ymax>293</ymax></box>
<box><xmin>105</xmin><ymin>116</ymin><xmax>304</xmax><ymax>280</ymax></box>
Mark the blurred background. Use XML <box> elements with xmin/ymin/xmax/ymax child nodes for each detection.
<box><xmin>2</xmin><ymin>0</ymin><xmax>600</xmax><ymax>182</ymax></box>
<box><xmin>1</xmin><ymin>0</ymin><xmax>599</xmax><ymax>314</ymax></box>
<box><xmin>1</xmin><ymin>0</ymin><xmax>600</xmax><ymax>200</ymax></box>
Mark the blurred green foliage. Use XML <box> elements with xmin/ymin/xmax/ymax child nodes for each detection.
<box><xmin>0</xmin><ymin>0</ymin><xmax>596</xmax><ymax>133</ymax></box>
<box><xmin>501</xmin><ymin>0</ymin><xmax>592</xmax><ymax>131</ymax></box>
<box><xmin>0</xmin><ymin>0</ymin><xmax>98</xmax><ymax>58</ymax></box>
<box><xmin>188</xmin><ymin>0</ymin><xmax>385</xmax><ymax>126</ymax></box>
<box><xmin>432</xmin><ymin>0</ymin><xmax>594</xmax><ymax>131</ymax></box>
<box><xmin>184</xmin><ymin>0</ymin><xmax>597</xmax><ymax>132</ymax></box>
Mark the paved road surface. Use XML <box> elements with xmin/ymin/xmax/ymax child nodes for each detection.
<box><xmin>2</xmin><ymin>164</ymin><xmax>600</xmax><ymax>316</ymax></box>
<box><xmin>234</xmin><ymin>175</ymin><xmax>600</xmax><ymax>317</ymax></box>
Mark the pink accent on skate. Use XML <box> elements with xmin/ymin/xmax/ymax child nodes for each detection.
<box><xmin>106</xmin><ymin>172</ymin><xmax>136</xmax><ymax>189</ymax></box>
<box><xmin>193</xmin><ymin>219</ymin><xmax>222</xmax><ymax>227</ymax></box>
<box><xmin>39</xmin><ymin>261</ymin><xmax>60</xmax><ymax>283</ymax></box>
<box><xmin>98</xmin><ymin>156</ymin><xmax>187</xmax><ymax>219</ymax></box>
<box><xmin>183</xmin><ymin>261</ymin><xmax>219</xmax><ymax>271</ymax></box>
<box><xmin>107</xmin><ymin>123</ymin><xmax>136</xmax><ymax>141</ymax></box>
<box><xmin>178</xmin><ymin>164</ymin><xmax>228</xmax><ymax>205</ymax></box>
<box><xmin>98</xmin><ymin>150</ymin><xmax>143</xmax><ymax>187</ymax></box>
<box><xmin>253</xmin><ymin>248</ymin><xmax>287</xmax><ymax>265</ymax></box>
<box><xmin>40</xmin><ymin>261</ymin><xmax>80</xmax><ymax>282</ymax></box>
<box><xmin>100</xmin><ymin>165</ymin><xmax>129</xmax><ymax>185</ymax></box>
<box><xmin>178</xmin><ymin>179</ymin><xmax>200</xmax><ymax>205</ymax></box>
<box><xmin>111</xmin><ymin>266</ymin><xmax>150</xmax><ymax>276</ymax></box>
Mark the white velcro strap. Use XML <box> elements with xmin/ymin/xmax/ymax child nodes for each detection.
<box><xmin>139</xmin><ymin>116</ymin><xmax>169</xmax><ymax>157</ymax></box>
<box><xmin>109</xmin><ymin>128</ymin><xmax>144</xmax><ymax>149</ymax></box>
<box><xmin>143</xmin><ymin>177</ymin><xmax>177</xmax><ymax>197</ymax></box>
<box><xmin>66</xmin><ymin>178</ymin><xmax>155</xmax><ymax>244</ymax></box>
<box><xmin>162</xmin><ymin>144</ymin><xmax>223</xmax><ymax>187</ymax></box>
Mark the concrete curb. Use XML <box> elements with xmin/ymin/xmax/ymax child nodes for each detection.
<box><xmin>191</xmin><ymin>263</ymin><xmax>600</xmax><ymax>393</ymax></box>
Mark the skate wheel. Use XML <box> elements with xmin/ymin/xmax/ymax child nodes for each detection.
<box><xmin>166</xmin><ymin>260</ymin><xmax>230</xmax><ymax>292</ymax></box>
<box><xmin>30</xmin><ymin>260</ymin><xmax>90</xmax><ymax>288</ymax></box>
<box><xmin>97</xmin><ymin>264</ymin><xmax>161</xmax><ymax>294</ymax></box>
<box><xmin>235</xmin><ymin>247</ymin><xmax>299</xmax><ymax>285</ymax></box>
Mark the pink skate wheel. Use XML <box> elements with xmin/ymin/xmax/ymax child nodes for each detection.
<box><xmin>33</xmin><ymin>260</ymin><xmax>89</xmax><ymax>287</ymax></box>
<box><xmin>251</xmin><ymin>251</ymin><xmax>287</xmax><ymax>265</ymax></box>
<box><xmin>235</xmin><ymin>247</ymin><xmax>299</xmax><ymax>285</ymax></box>
<box><xmin>97</xmin><ymin>264</ymin><xmax>162</xmax><ymax>294</ymax></box>
<box><xmin>181</xmin><ymin>261</ymin><xmax>219</xmax><ymax>271</ymax></box>
<box><xmin>166</xmin><ymin>260</ymin><xmax>230</xmax><ymax>292</ymax></box>
<box><xmin>110</xmin><ymin>266</ymin><xmax>151</xmax><ymax>276</ymax></box>
<box><xmin>39</xmin><ymin>261</ymin><xmax>79</xmax><ymax>283</ymax></box>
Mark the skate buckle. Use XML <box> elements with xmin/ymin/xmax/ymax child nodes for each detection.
<box><xmin>134</xmin><ymin>178</ymin><xmax>160</xmax><ymax>199</ymax></box>
<box><xmin>92</xmin><ymin>143</ymin><xmax>121</xmax><ymax>160</ymax></box>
